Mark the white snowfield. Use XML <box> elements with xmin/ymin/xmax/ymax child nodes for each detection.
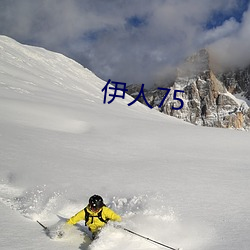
<box><xmin>0</xmin><ymin>35</ymin><xmax>249</xmax><ymax>250</ymax></box>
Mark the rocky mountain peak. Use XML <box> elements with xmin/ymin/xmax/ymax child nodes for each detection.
<box><xmin>127</xmin><ymin>49</ymin><xmax>250</xmax><ymax>130</ymax></box>
<box><xmin>217</xmin><ymin>66</ymin><xmax>250</xmax><ymax>100</ymax></box>
<box><xmin>177</xmin><ymin>49</ymin><xmax>210</xmax><ymax>78</ymax></box>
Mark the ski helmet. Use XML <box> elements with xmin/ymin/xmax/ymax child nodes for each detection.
<box><xmin>89</xmin><ymin>195</ymin><xmax>104</xmax><ymax>210</ymax></box>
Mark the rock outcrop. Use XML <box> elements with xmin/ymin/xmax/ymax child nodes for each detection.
<box><xmin>127</xmin><ymin>49</ymin><xmax>250</xmax><ymax>130</ymax></box>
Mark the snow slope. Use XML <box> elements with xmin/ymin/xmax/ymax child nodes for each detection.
<box><xmin>0</xmin><ymin>35</ymin><xmax>250</xmax><ymax>250</ymax></box>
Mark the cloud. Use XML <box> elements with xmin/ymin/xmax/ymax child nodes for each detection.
<box><xmin>209</xmin><ymin>4</ymin><xmax>250</xmax><ymax>69</ymax></box>
<box><xmin>200</xmin><ymin>18</ymin><xmax>240</xmax><ymax>45</ymax></box>
<box><xmin>0</xmin><ymin>0</ymin><xmax>249</xmax><ymax>86</ymax></box>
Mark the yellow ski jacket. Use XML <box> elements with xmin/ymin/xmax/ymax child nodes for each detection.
<box><xmin>67</xmin><ymin>206</ymin><xmax>121</xmax><ymax>233</ymax></box>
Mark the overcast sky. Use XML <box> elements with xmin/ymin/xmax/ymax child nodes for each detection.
<box><xmin>0</xmin><ymin>0</ymin><xmax>249</xmax><ymax>86</ymax></box>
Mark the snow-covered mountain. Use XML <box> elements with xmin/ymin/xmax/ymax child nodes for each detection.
<box><xmin>128</xmin><ymin>49</ymin><xmax>250</xmax><ymax>130</ymax></box>
<box><xmin>0</xmin><ymin>36</ymin><xmax>250</xmax><ymax>250</ymax></box>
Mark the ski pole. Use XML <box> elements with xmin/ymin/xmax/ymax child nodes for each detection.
<box><xmin>37</xmin><ymin>220</ymin><xmax>48</xmax><ymax>231</ymax></box>
<box><xmin>122</xmin><ymin>227</ymin><xmax>180</xmax><ymax>250</ymax></box>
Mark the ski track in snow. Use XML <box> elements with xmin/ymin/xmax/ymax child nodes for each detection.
<box><xmin>0</xmin><ymin>179</ymin><xmax>211</xmax><ymax>250</ymax></box>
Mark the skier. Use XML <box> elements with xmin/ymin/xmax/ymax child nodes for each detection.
<box><xmin>66</xmin><ymin>194</ymin><xmax>121</xmax><ymax>239</ymax></box>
